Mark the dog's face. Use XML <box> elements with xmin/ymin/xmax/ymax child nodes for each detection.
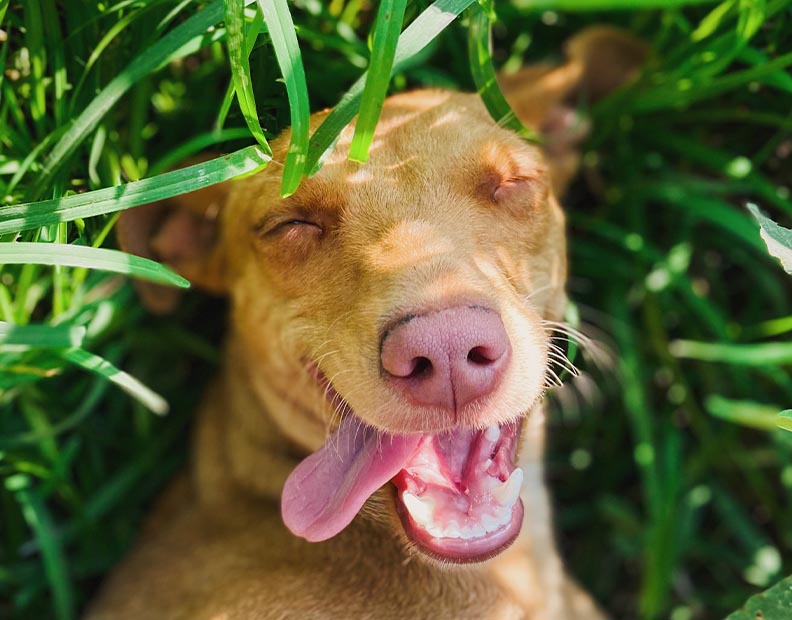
<box><xmin>220</xmin><ymin>91</ymin><xmax>566</xmax><ymax>562</ymax></box>
<box><xmin>119</xmin><ymin>27</ymin><xmax>644</xmax><ymax>565</ymax></box>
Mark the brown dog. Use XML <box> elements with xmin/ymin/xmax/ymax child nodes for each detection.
<box><xmin>87</xmin><ymin>27</ymin><xmax>645</xmax><ymax>620</ymax></box>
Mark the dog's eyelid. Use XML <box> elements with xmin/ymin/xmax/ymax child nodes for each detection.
<box><xmin>253</xmin><ymin>216</ymin><xmax>325</xmax><ymax>239</ymax></box>
<box><xmin>489</xmin><ymin>170</ymin><xmax>547</xmax><ymax>203</ymax></box>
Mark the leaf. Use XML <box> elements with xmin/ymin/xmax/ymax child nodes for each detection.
<box><xmin>778</xmin><ymin>410</ymin><xmax>792</xmax><ymax>433</ymax></box>
<box><xmin>60</xmin><ymin>348</ymin><xmax>168</xmax><ymax>415</ymax></box>
<box><xmin>725</xmin><ymin>574</ymin><xmax>792</xmax><ymax>619</ymax></box>
<box><xmin>0</xmin><ymin>243</ymin><xmax>189</xmax><ymax>287</ymax></box>
<box><xmin>305</xmin><ymin>0</ymin><xmax>477</xmax><ymax>174</ymax></box>
<box><xmin>348</xmin><ymin>0</ymin><xmax>408</xmax><ymax>163</ymax></box>
<box><xmin>10</xmin><ymin>477</ymin><xmax>74</xmax><ymax>620</ymax></box>
<box><xmin>670</xmin><ymin>339</ymin><xmax>792</xmax><ymax>366</ymax></box>
<box><xmin>705</xmin><ymin>395</ymin><xmax>782</xmax><ymax>431</ymax></box>
<box><xmin>223</xmin><ymin>0</ymin><xmax>271</xmax><ymax>155</ymax></box>
<box><xmin>737</xmin><ymin>0</ymin><xmax>766</xmax><ymax>43</ymax></box>
<box><xmin>747</xmin><ymin>203</ymin><xmax>792</xmax><ymax>274</ymax></box>
<box><xmin>35</xmin><ymin>0</ymin><xmax>258</xmax><ymax>197</ymax></box>
<box><xmin>467</xmin><ymin>2</ymin><xmax>539</xmax><ymax>142</ymax></box>
<box><xmin>512</xmin><ymin>0</ymin><xmax>719</xmax><ymax>7</ymax></box>
<box><xmin>0</xmin><ymin>145</ymin><xmax>270</xmax><ymax>235</ymax></box>
<box><xmin>257</xmin><ymin>0</ymin><xmax>310</xmax><ymax>197</ymax></box>
<box><xmin>0</xmin><ymin>322</ymin><xmax>86</xmax><ymax>348</ymax></box>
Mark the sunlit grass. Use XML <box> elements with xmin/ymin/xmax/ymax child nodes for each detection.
<box><xmin>1</xmin><ymin>1</ymin><xmax>791</xmax><ymax>619</ymax></box>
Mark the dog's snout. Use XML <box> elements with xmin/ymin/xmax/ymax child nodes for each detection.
<box><xmin>380</xmin><ymin>306</ymin><xmax>511</xmax><ymax>414</ymax></box>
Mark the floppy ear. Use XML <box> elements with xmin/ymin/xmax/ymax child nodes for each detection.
<box><xmin>117</xmin><ymin>166</ymin><xmax>229</xmax><ymax>314</ymax></box>
<box><xmin>499</xmin><ymin>26</ymin><xmax>648</xmax><ymax>195</ymax></box>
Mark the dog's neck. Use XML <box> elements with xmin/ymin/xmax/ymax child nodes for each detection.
<box><xmin>192</xmin><ymin>335</ymin><xmax>305</xmax><ymax>507</ymax></box>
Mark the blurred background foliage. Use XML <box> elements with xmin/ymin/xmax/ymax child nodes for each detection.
<box><xmin>1</xmin><ymin>0</ymin><xmax>791</xmax><ymax>619</ymax></box>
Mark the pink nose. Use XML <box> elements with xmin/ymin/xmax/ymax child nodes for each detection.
<box><xmin>380</xmin><ymin>306</ymin><xmax>511</xmax><ymax>413</ymax></box>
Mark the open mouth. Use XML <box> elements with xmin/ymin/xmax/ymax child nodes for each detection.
<box><xmin>393</xmin><ymin>421</ymin><xmax>524</xmax><ymax>562</ymax></box>
<box><xmin>280</xmin><ymin>367</ymin><xmax>525</xmax><ymax>563</ymax></box>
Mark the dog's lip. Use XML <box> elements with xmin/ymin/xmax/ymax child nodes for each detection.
<box><xmin>304</xmin><ymin>360</ymin><xmax>526</xmax><ymax>562</ymax></box>
<box><xmin>395</xmin><ymin>493</ymin><xmax>524</xmax><ymax>563</ymax></box>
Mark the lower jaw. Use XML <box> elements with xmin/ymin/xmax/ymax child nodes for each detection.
<box><xmin>394</xmin><ymin>493</ymin><xmax>525</xmax><ymax>564</ymax></box>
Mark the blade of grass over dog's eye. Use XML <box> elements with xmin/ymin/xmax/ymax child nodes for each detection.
<box><xmin>0</xmin><ymin>244</ymin><xmax>189</xmax><ymax>288</ymax></box>
<box><xmin>224</xmin><ymin>0</ymin><xmax>271</xmax><ymax>156</ymax></box>
<box><xmin>35</xmin><ymin>0</ymin><xmax>258</xmax><ymax>197</ymax></box>
<box><xmin>60</xmin><ymin>348</ymin><xmax>169</xmax><ymax>415</ymax></box>
<box><xmin>0</xmin><ymin>322</ymin><xmax>86</xmax><ymax>349</ymax></box>
<box><xmin>0</xmin><ymin>145</ymin><xmax>270</xmax><ymax>236</ymax></box>
<box><xmin>257</xmin><ymin>0</ymin><xmax>310</xmax><ymax>197</ymax></box>
<box><xmin>467</xmin><ymin>2</ymin><xmax>539</xmax><ymax>142</ymax></box>
<box><xmin>305</xmin><ymin>0</ymin><xmax>477</xmax><ymax>174</ymax></box>
<box><xmin>348</xmin><ymin>0</ymin><xmax>408</xmax><ymax>163</ymax></box>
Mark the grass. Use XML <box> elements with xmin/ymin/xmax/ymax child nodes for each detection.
<box><xmin>1</xmin><ymin>1</ymin><xmax>792</xmax><ymax>619</ymax></box>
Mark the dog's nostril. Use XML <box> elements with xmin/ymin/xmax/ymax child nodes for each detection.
<box><xmin>467</xmin><ymin>346</ymin><xmax>495</xmax><ymax>365</ymax></box>
<box><xmin>408</xmin><ymin>356</ymin><xmax>432</xmax><ymax>378</ymax></box>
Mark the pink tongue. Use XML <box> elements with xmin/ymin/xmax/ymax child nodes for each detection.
<box><xmin>281</xmin><ymin>416</ymin><xmax>421</xmax><ymax>542</ymax></box>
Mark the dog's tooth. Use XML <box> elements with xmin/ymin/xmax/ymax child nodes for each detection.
<box><xmin>402</xmin><ymin>492</ymin><xmax>433</xmax><ymax>525</ymax></box>
<box><xmin>492</xmin><ymin>468</ymin><xmax>524</xmax><ymax>507</ymax></box>
<box><xmin>443</xmin><ymin>520</ymin><xmax>462</xmax><ymax>539</ymax></box>
<box><xmin>481</xmin><ymin>514</ymin><xmax>499</xmax><ymax>532</ymax></box>
<box><xmin>484</xmin><ymin>425</ymin><xmax>500</xmax><ymax>443</ymax></box>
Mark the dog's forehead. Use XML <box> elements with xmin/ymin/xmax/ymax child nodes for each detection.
<box><xmin>293</xmin><ymin>90</ymin><xmax>544</xmax><ymax>212</ymax></box>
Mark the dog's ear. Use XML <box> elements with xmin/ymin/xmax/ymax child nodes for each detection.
<box><xmin>499</xmin><ymin>26</ymin><xmax>648</xmax><ymax>194</ymax></box>
<box><xmin>117</xmin><ymin>165</ymin><xmax>229</xmax><ymax>314</ymax></box>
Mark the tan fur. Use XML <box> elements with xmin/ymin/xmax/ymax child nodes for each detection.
<box><xmin>87</xmin><ymin>27</ymin><xmax>645</xmax><ymax>620</ymax></box>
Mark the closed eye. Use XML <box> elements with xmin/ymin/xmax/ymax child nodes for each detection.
<box><xmin>257</xmin><ymin>219</ymin><xmax>324</xmax><ymax>238</ymax></box>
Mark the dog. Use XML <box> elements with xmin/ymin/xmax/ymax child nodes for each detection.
<box><xmin>86</xmin><ymin>26</ymin><xmax>645</xmax><ymax>620</ymax></box>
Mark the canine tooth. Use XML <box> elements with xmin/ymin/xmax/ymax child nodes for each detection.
<box><xmin>402</xmin><ymin>492</ymin><xmax>433</xmax><ymax>525</ymax></box>
<box><xmin>492</xmin><ymin>468</ymin><xmax>523</xmax><ymax>507</ymax></box>
<box><xmin>484</xmin><ymin>425</ymin><xmax>500</xmax><ymax>443</ymax></box>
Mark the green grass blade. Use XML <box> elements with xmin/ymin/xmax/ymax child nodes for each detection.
<box><xmin>747</xmin><ymin>203</ymin><xmax>792</xmax><ymax>274</ymax></box>
<box><xmin>35</xmin><ymin>0</ymin><xmax>257</xmax><ymax>197</ymax></box>
<box><xmin>670</xmin><ymin>339</ymin><xmax>792</xmax><ymax>366</ymax></box>
<box><xmin>305</xmin><ymin>0</ymin><xmax>477</xmax><ymax>174</ymax></box>
<box><xmin>737</xmin><ymin>0</ymin><xmax>766</xmax><ymax>42</ymax></box>
<box><xmin>0</xmin><ymin>244</ymin><xmax>189</xmax><ymax>288</ymax></box>
<box><xmin>224</xmin><ymin>0</ymin><xmax>272</xmax><ymax>156</ymax></box>
<box><xmin>348</xmin><ymin>0</ymin><xmax>407</xmax><ymax>163</ymax></box>
<box><xmin>0</xmin><ymin>0</ymin><xmax>9</xmax><ymax>25</ymax></box>
<box><xmin>511</xmin><ymin>0</ymin><xmax>718</xmax><ymax>7</ymax></box>
<box><xmin>60</xmin><ymin>348</ymin><xmax>168</xmax><ymax>415</ymax></box>
<box><xmin>257</xmin><ymin>0</ymin><xmax>310</xmax><ymax>196</ymax></box>
<box><xmin>8</xmin><ymin>476</ymin><xmax>74</xmax><ymax>620</ymax></box>
<box><xmin>467</xmin><ymin>2</ymin><xmax>539</xmax><ymax>142</ymax></box>
<box><xmin>0</xmin><ymin>145</ymin><xmax>270</xmax><ymax>235</ymax></box>
<box><xmin>0</xmin><ymin>322</ymin><xmax>86</xmax><ymax>348</ymax></box>
<box><xmin>706</xmin><ymin>395</ymin><xmax>782</xmax><ymax>431</ymax></box>
<box><xmin>778</xmin><ymin>410</ymin><xmax>792</xmax><ymax>433</ymax></box>
<box><xmin>148</xmin><ymin>127</ymin><xmax>254</xmax><ymax>176</ymax></box>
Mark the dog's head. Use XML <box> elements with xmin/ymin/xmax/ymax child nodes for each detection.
<box><xmin>120</xmin><ymin>27</ymin><xmax>644</xmax><ymax>564</ymax></box>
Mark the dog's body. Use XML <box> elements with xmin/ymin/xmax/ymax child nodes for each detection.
<box><xmin>87</xmin><ymin>28</ymin><xmax>644</xmax><ymax>620</ymax></box>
